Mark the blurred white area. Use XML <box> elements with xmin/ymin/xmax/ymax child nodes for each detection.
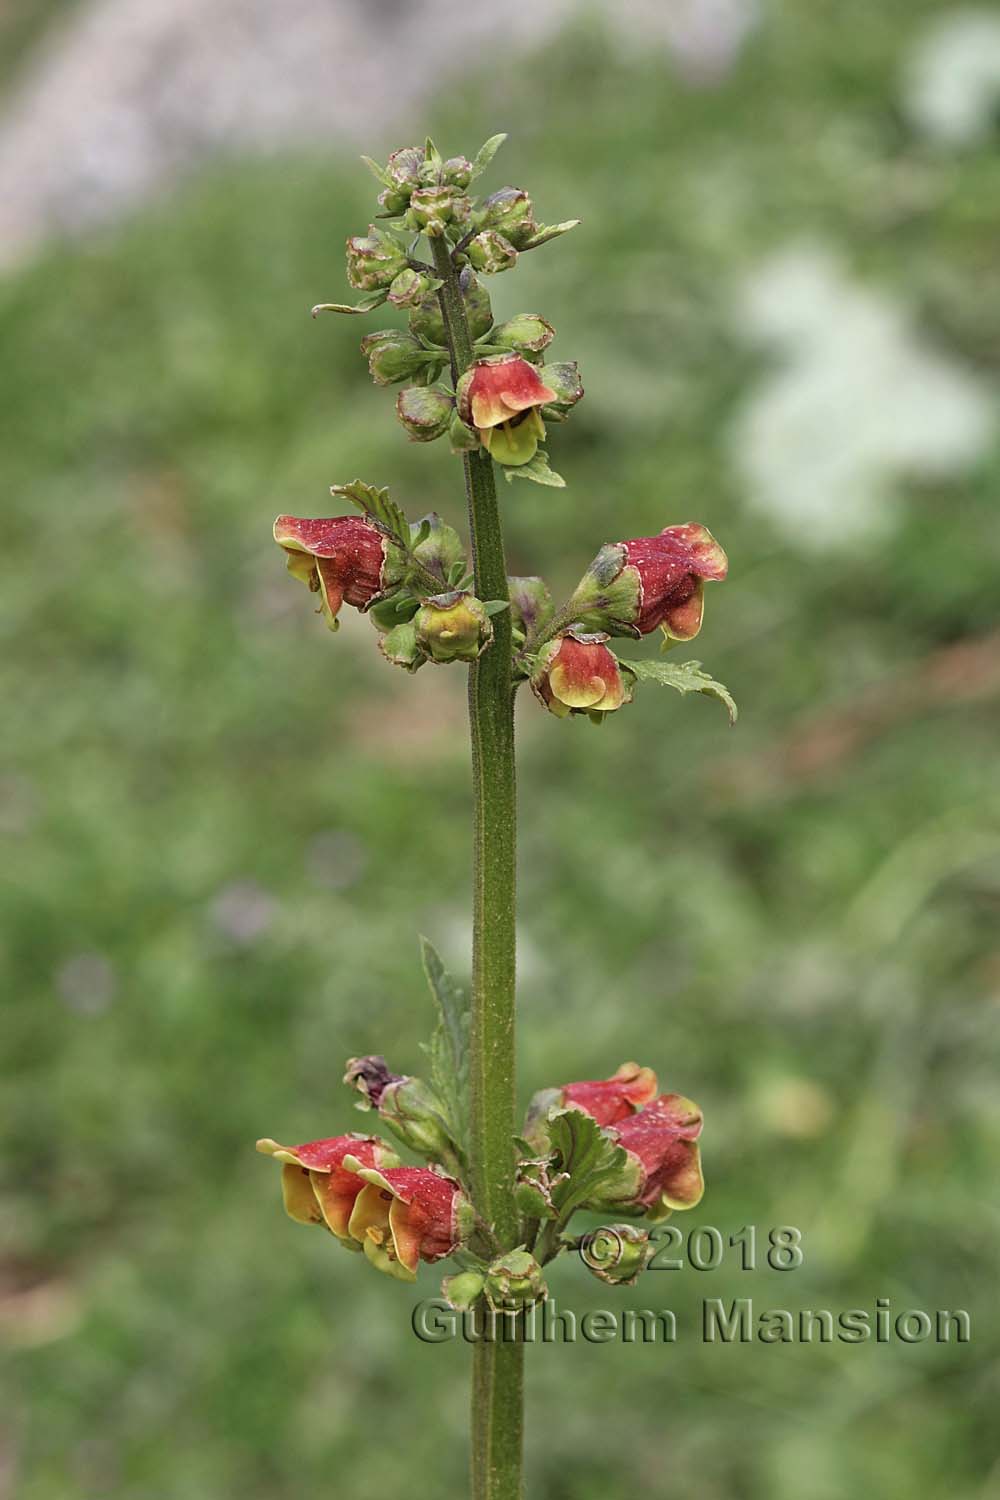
<box><xmin>903</xmin><ymin>8</ymin><xmax>1000</xmax><ymax>146</ymax></box>
<box><xmin>729</xmin><ymin>244</ymin><xmax>994</xmax><ymax>547</ymax></box>
<box><xmin>0</xmin><ymin>0</ymin><xmax>755</xmax><ymax>269</ymax></box>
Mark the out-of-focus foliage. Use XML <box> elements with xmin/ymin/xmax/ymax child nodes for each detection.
<box><xmin>3</xmin><ymin>3</ymin><xmax>999</xmax><ymax>1497</ymax></box>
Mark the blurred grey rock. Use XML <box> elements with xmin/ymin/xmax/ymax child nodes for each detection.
<box><xmin>0</xmin><ymin>0</ymin><xmax>755</xmax><ymax>268</ymax></box>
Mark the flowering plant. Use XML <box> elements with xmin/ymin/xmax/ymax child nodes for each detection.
<box><xmin>258</xmin><ymin>134</ymin><xmax>735</xmax><ymax>1499</ymax></box>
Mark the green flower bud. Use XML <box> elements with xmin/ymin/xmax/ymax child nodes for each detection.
<box><xmin>466</xmin><ymin>231</ymin><xmax>518</xmax><ymax>275</ymax></box>
<box><xmin>396</xmin><ymin>384</ymin><xmax>454</xmax><ymax>443</ymax></box>
<box><xmin>408</xmin><ymin>184</ymin><xmax>467</xmax><ymax>238</ymax></box>
<box><xmin>410</xmin><ymin>513</ymin><xmax>467</xmax><ymax>581</ymax></box>
<box><xmin>360</xmin><ymin>329</ymin><xmax>430</xmax><ymax>387</ymax></box>
<box><xmin>480</xmin><ymin>187</ymin><xmax>538</xmax><ymax>249</ymax></box>
<box><xmin>539</xmin><ymin>361</ymin><xmax>584</xmax><ymax>414</ymax></box>
<box><xmin>414</xmin><ymin>591</ymin><xmax>493</xmax><ymax>663</ymax></box>
<box><xmin>442</xmin><ymin>1270</ymin><xmax>486</xmax><ymax>1311</ymax></box>
<box><xmin>507</xmin><ymin>576</ymin><xmax>554</xmax><ymax>646</ymax></box>
<box><xmin>345</xmin><ymin>226</ymin><xmax>408</xmax><ymax>291</ymax></box>
<box><xmin>484</xmin><ymin>1250</ymin><xmax>547</xmax><ymax>1311</ymax></box>
<box><xmin>409</xmin><ymin>267</ymin><xmax>493</xmax><ymax>345</ymax></box>
<box><xmin>443</xmin><ymin>156</ymin><xmax>473</xmax><ymax>189</ymax></box>
<box><xmin>580</xmin><ymin>1224</ymin><xmax>654</xmax><ymax>1286</ymax></box>
<box><xmin>388</xmin><ymin>267</ymin><xmax>436</xmax><ymax>310</ymax></box>
<box><xmin>488</xmin><ymin>314</ymin><xmax>556</xmax><ymax>356</ymax></box>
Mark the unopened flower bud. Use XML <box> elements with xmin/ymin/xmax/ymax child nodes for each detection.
<box><xmin>580</xmin><ymin>1224</ymin><xmax>654</xmax><ymax>1286</ymax></box>
<box><xmin>346</xmin><ymin>226</ymin><xmax>408</xmax><ymax>291</ymax></box>
<box><xmin>396</xmin><ymin>384</ymin><xmax>454</xmax><ymax>442</ymax></box>
<box><xmin>360</xmin><ymin>329</ymin><xmax>430</xmax><ymax>386</ymax></box>
<box><xmin>539</xmin><ymin>361</ymin><xmax>584</xmax><ymax>414</ymax></box>
<box><xmin>409</xmin><ymin>512</ymin><xmax>467</xmax><ymax>581</ymax></box>
<box><xmin>443</xmin><ymin>156</ymin><xmax>473</xmax><ymax>189</ymax></box>
<box><xmin>507</xmin><ymin>576</ymin><xmax>553</xmax><ymax>644</ymax></box>
<box><xmin>409</xmin><ymin>267</ymin><xmax>493</xmax><ymax>345</ymax></box>
<box><xmin>408</xmin><ymin>184</ymin><xmax>462</xmax><ymax>238</ymax></box>
<box><xmin>414</xmin><ymin>591</ymin><xmax>493</xmax><ymax>663</ymax></box>
<box><xmin>344</xmin><ymin>1056</ymin><xmax>459</xmax><ymax>1164</ymax></box>
<box><xmin>489</xmin><ymin>314</ymin><xmax>556</xmax><ymax>356</ymax></box>
<box><xmin>344</xmin><ymin>1054</ymin><xmax>400</xmax><ymax>1108</ymax></box>
<box><xmin>484</xmin><ymin>1250</ymin><xmax>547</xmax><ymax>1311</ymax></box>
<box><xmin>480</xmin><ymin>187</ymin><xmax>538</xmax><ymax>249</ymax></box>
<box><xmin>387</xmin><ymin>267</ymin><xmax>435</xmax><ymax>310</ymax></box>
<box><xmin>442</xmin><ymin>1270</ymin><xmax>486</xmax><ymax>1310</ymax></box>
<box><xmin>530</xmin><ymin>629</ymin><xmax>632</xmax><ymax>719</ymax></box>
<box><xmin>466</xmin><ymin>231</ymin><xmax>518</xmax><ymax>275</ymax></box>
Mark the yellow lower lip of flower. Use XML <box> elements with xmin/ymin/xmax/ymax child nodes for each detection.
<box><xmin>480</xmin><ymin>409</ymin><xmax>544</xmax><ymax>466</ymax></box>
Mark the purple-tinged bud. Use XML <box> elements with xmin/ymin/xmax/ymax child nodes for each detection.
<box><xmin>396</xmin><ymin>384</ymin><xmax>454</xmax><ymax>443</ymax></box>
<box><xmin>409</xmin><ymin>512</ymin><xmax>467</xmax><ymax>582</ymax></box>
<box><xmin>489</xmin><ymin>314</ymin><xmax>556</xmax><ymax>356</ymax></box>
<box><xmin>414</xmin><ymin>591</ymin><xmax>493</xmax><ymax>663</ymax></box>
<box><xmin>346</xmin><ymin>226</ymin><xmax>408</xmax><ymax>291</ymax></box>
<box><xmin>539</xmin><ymin>361</ymin><xmax>584</xmax><ymax>414</ymax></box>
<box><xmin>507</xmin><ymin>576</ymin><xmax>553</xmax><ymax>645</ymax></box>
<box><xmin>466</xmin><ymin>231</ymin><xmax>518</xmax><ymax>275</ymax></box>
<box><xmin>580</xmin><ymin>1224</ymin><xmax>654</xmax><ymax>1286</ymax></box>
<box><xmin>480</xmin><ymin>187</ymin><xmax>538</xmax><ymax>249</ymax></box>
<box><xmin>345</xmin><ymin>1057</ymin><xmax>458</xmax><ymax>1163</ymax></box>
<box><xmin>343</xmin><ymin>1055</ymin><xmax>401</xmax><ymax>1109</ymax></box>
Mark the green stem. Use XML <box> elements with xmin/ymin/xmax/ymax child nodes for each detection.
<box><xmin>432</xmin><ymin>237</ymin><xmax>523</xmax><ymax>1500</ymax></box>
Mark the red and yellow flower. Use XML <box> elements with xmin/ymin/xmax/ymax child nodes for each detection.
<box><xmin>348</xmin><ymin>1165</ymin><xmax>473</xmax><ymax>1281</ymax></box>
<box><xmin>573</xmin><ymin>524</ymin><xmax>728</xmax><ymax>644</ymax></box>
<box><xmin>255</xmin><ymin>1133</ymin><xmax>399</xmax><ymax>1242</ymax></box>
<box><xmin>456</xmin><ymin>354</ymin><xmax>557</xmax><ymax>466</ymax></box>
<box><xmin>530</xmin><ymin>629</ymin><xmax>631</xmax><ymax>719</ymax></box>
<box><xmin>273</xmin><ymin>514</ymin><xmax>399</xmax><ymax>631</ymax></box>
<box><xmin>599</xmin><ymin>1093</ymin><xmax>705</xmax><ymax>1218</ymax></box>
<box><xmin>560</xmin><ymin>1062</ymin><xmax>658</xmax><ymax>1125</ymax></box>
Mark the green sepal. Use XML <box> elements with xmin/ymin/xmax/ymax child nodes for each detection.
<box><xmin>378</xmin><ymin>620</ymin><xmax>425</xmax><ymax>672</ymax></box>
<box><xmin>522</xmin><ymin>220</ymin><xmax>581</xmax><ymax>250</ymax></box>
<box><xmin>624</xmin><ymin>658</ymin><xmax>738</xmax><ymax>725</ymax></box>
<box><xmin>482</xmin><ymin>600</ymin><xmax>510</xmax><ymax>617</ymax></box>
<box><xmin>501</xmin><ymin>450</ymin><xmax>565</xmax><ymax>488</ymax></box>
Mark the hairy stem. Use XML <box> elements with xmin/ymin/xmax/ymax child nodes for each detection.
<box><xmin>432</xmin><ymin>236</ymin><xmax>523</xmax><ymax>1500</ymax></box>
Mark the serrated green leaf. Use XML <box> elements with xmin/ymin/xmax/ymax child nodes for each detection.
<box><xmin>419</xmin><ymin>936</ymin><xmax>470</xmax><ymax>1154</ymax></box>
<box><xmin>544</xmin><ymin>1108</ymin><xmax>629</xmax><ymax>1219</ymax></box>
<box><xmin>624</xmin><ymin>658</ymin><xmax>738</xmax><ymax>725</ymax></box>
<box><xmin>330</xmin><ymin>479</ymin><xmax>410</xmax><ymax>549</ymax></box>
<box><xmin>502</xmin><ymin>451</ymin><xmax>566</xmax><ymax>488</ymax></box>
<box><xmin>470</xmin><ymin>133</ymin><xmax>508</xmax><ymax>181</ymax></box>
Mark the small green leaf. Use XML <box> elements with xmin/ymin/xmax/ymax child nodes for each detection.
<box><xmin>470</xmin><ymin>132</ymin><xmax>508</xmax><ymax>181</ymax></box>
<box><xmin>483</xmin><ymin>600</ymin><xmax>511</xmax><ymax>617</ymax></box>
<box><xmin>502</xmin><ymin>451</ymin><xmax>566</xmax><ymax>488</ymax></box>
<box><xmin>624</xmin><ymin>658</ymin><xmax>738</xmax><ymax>725</ymax></box>
<box><xmin>330</xmin><ymin>479</ymin><xmax>410</xmax><ymax>550</ymax></box>
<box><xmin>360</xmin><ymin>154</ymin><xmax>392</xmax><ymax>187</ymax></box>
<box><xmin>522</xmin><ymin>220</ymin><xmax>581</xmax><ymax>250</ymax></box>
<box><xmin>311</xmin><ymin>289</ymin><xmax>389</xmax><ymax>317</ymax></box>
<box><xmin>419</xmin><ymin>937</ymin><xmax>470</xmax><ymax>1153</ymax></box>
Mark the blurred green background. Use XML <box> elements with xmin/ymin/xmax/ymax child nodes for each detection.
<box><xmin>3</xmin><ymin>2</ymin><xmax>999</xmax><ymax>1497</ymax></box>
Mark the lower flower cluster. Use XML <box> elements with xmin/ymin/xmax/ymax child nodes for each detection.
<box><xmin>258</xmin><ymin>977</ymin><xmax>704</xmax><ymax>1310</ymax></box>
